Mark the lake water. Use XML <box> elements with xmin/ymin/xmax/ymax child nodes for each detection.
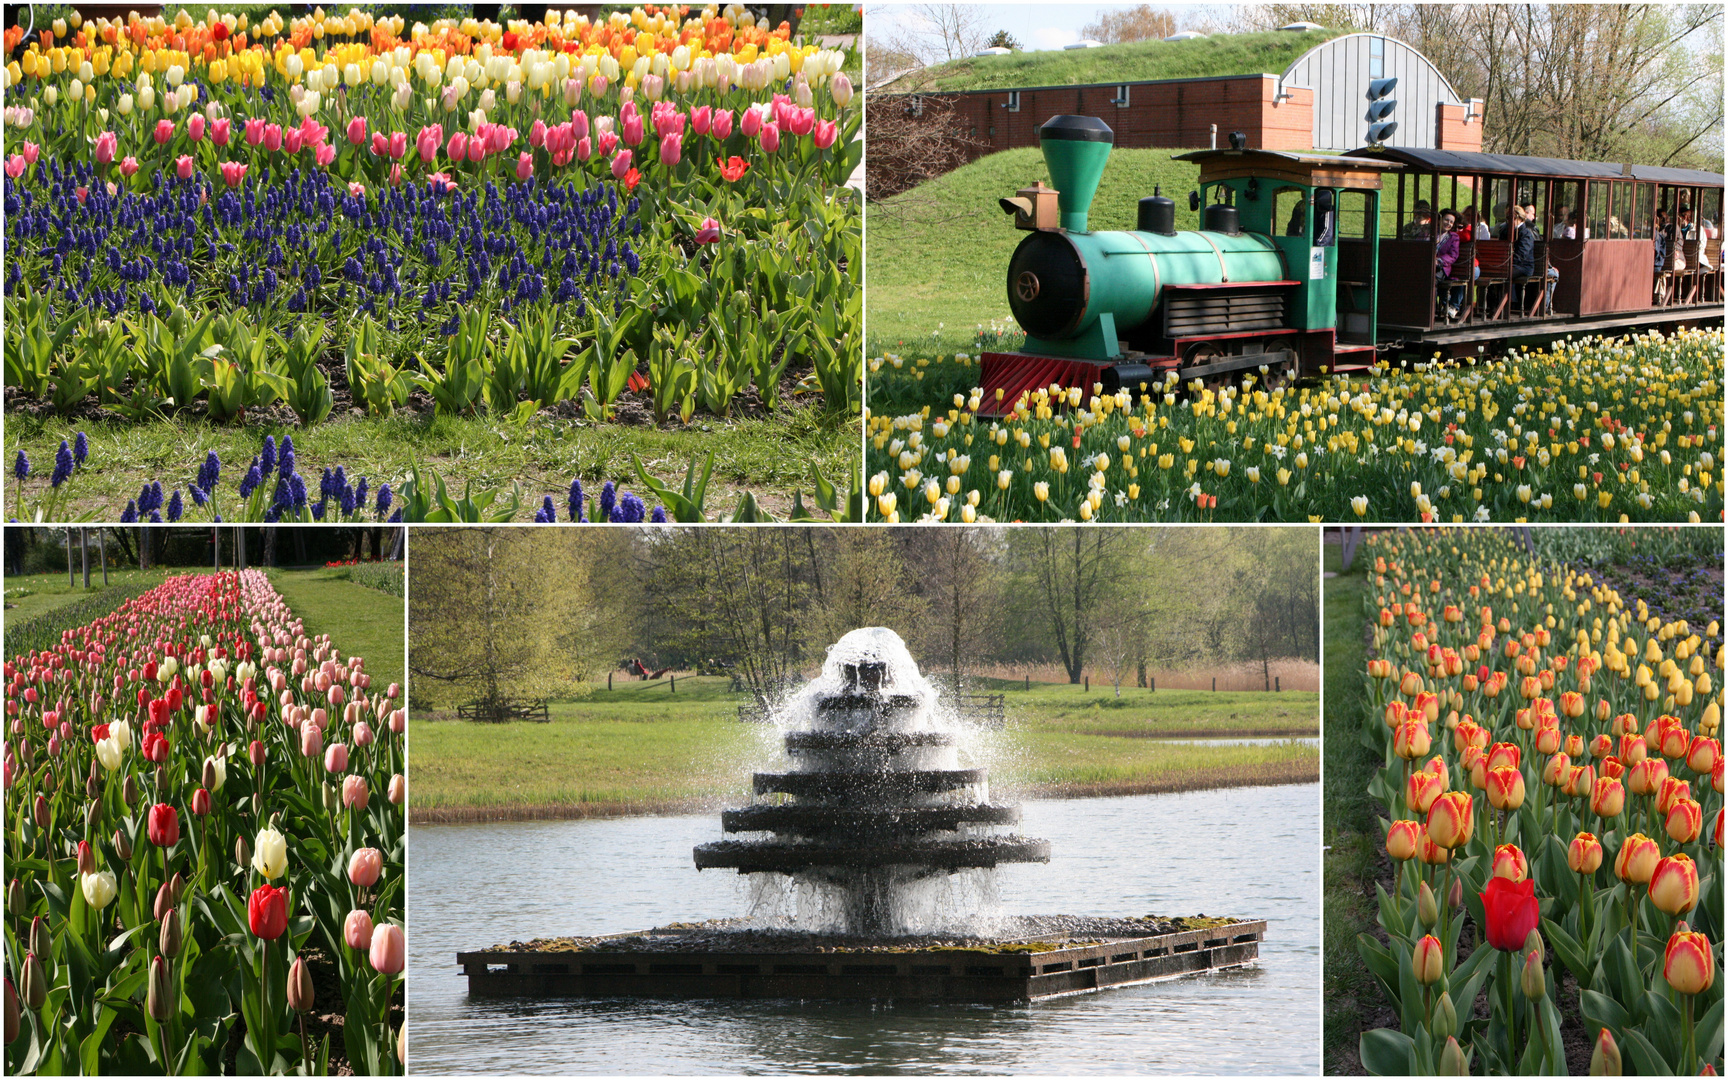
<box><xmin>408</xmin><ymin>783</ymin><xmax>1320</xmax><ymax>1075</ymax></box>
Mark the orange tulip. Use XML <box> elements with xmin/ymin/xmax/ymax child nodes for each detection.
<box><xmin>1394</xmin><ymin>719</ymin><xmax>1432</xmax><ymax>760</ymax></box>
<box><xmin>1664</xmin><ymin>925</ymin><xmax>1715</xmax><ymax>994</ymax></box>
<box><xmin>1487</xmin><ymin>742</ymin><xmax>1521</xmax><ymax>773</ymax></box>
<box><xmin>1688</xmin><ymin>735</ymin><xmax>1721</xmax><ymax>776</ymax></box>
<box><xmin>1400</xmin><ymin>671</ymin><xmax>1424</xmax><ymax>697</ymax></box>
<box><xmin>1589</xmin><ymin>733</ymin><xmax>1614</xmax><ymax>759</ymax></box>
<box><xmin>1427</xmin><ymin>792</ymin><xmax>1474</xmax><ymax>848</ymax></box>
<box><xmin>1666</xmin><ymin>799</ymin><xmax>1704</xmax><ymax>845</ymax></box>
<box><xmin>1655</xmin><ymin>774</ymin><xmax>1691</xmax><ymax>816</ymax></box>
<box><xmin>1567</xmin><ymin>831</ymin><xmax>1603</xmax><ymax>874</ymax></box>
<box><xmin>1384</xmin><ymin>700</ymin><xmax>1410</xmax><ymax>728</ymax></box>
<box><xmin>1486</xmin><ymin>766</ymin><xmax>1526</xmax><ymax>811</ymax></box>
<box><xmin>1385</xmin><ymin>819</ymin><xmax>1422</xmax><ymax>861</ymax></box>
<box><xmin>1535</xmin><ymin>726</ymin><xmax>1563</xmax><ymax>756</ymax></box>
<box><xmin>1619</xmin><ymin>733</ymin><xmax>1649</xmax><ymax>767</ymax></box>
<box><xmin>1567</xmin><ymin>763</ymin><xmax>1596</xmax><ymax>798</ymax></box>
<box><xmin>1408</xmin><ymin>768</ymin><xmax>1445</xmax><ymax>814</ymax></box>
<box><xmin>1615</xmin><ymin>832</ymin><xmax>1660</xmax><ymax>884</ymax></box>
<box><xmin>1564</xmin><ymin>733</ymin><xmax>1584</xmax><ymax>759</ymax></box>
<box><xmin>1542</xmin><ymin>752</ymin><xmax>1571</xmax><ymax>787</ymax></box>
<box><xmin>1627</xmin><ymin>757</ymin><xmax>1669</xmax><ymax>796</ymax></box>
<box><xmin>1418</xmin><ymin>832</ymin><xmax>1453</xmax><ymax>865</ymax></box>
<box><xmin>1492</xmin><ymin>843</ymin><xmax>1528</xmax><ymax>882</ymax></box>
<box><xmin>1559</xmin><ymin>690</ymin><xmax>1585</xmax><ymax>718</ymax></box>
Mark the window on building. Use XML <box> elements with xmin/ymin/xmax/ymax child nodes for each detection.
<box><xmin>1006</xmin><ymin>91</ymin><xmax>1020</xmax><ymax>113</ymax></box>
<box><xmin>1114</xmin><ymin>85</ymin><xmax>1130</xmax><ymax>107</ymax></box>
<box><xmin>1369</xmin><ymin>37</ymin><xmax>1384</xmax><ymax>79</ymax></box>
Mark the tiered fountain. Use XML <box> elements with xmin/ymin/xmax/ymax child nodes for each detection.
<box><xmin>458</xmin><ymin>629</ymin><xmax>1267</xmax><ymax>1002</ymax></box>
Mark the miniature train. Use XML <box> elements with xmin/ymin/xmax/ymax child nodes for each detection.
<box><xmin>980</xmin><ymin>114</ymin><xmax>1724</xmax><ymax>413</ymax></box>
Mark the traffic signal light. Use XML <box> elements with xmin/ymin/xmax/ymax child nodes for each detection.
<box><xmin>1365</xmin><ymin>77</ymin><xmax>1398</xmax><ymax>145</ymax></box>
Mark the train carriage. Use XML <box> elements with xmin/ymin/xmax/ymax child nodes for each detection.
<box><xmin>976</xmin><ymin>114</ymin><xmax>1724</xmax><ymax>416</ymax></box>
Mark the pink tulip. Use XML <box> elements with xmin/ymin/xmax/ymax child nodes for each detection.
<box><xmin>121</xmin><ymin>156</ymin><xmax>140</xmax><ymax>177</ymax></box>
<box><xmin>94</xmin><ymin>131</ymin><xmax>117</xmax><ymax>165</ymax></box>
<box><xmin>760</xmin><ymin>121</ymin><xmax>780</xmax><ymax>153</ymax></box>
<box><xmin>350</xmin><ymin>116</ymin><xmax>370</xmax><ymax>147</ymax></box>
<box><xmin>175</xmin><ymin>154</ymin><xmax>194</xmax><ymax>179</ymax></box>
<box><xmin>323</xmin><ymin>742</ymin><xmax>348</xmax><ymax>773</ymax></box>
<box><xmin>388</xmin><ymin>131</ymin><xmax>406</xmax><ymax>159</ymax></box>
<box><xmin>341</xmin><ymin>775</ymin><xmax>369</xmax><ymax>809</ymax></box>
<box><xmin>211</xmin><ymin>118</ymin><xmax>231</xmax><ymax>146</ymax></box>
<box><xmin>598</xmin><ymin>130</ymin><xmax>619</xmax><ymax>158</ymax></box>
<box><xmin>244</xmin><ymin>118</ymin><xmax>265</xmax><ymax>146</ymax></box>
<box><xmin>22</xmin><ymin>141</ymin><xmax>40</xmax><ymax>164</ymax></box>
<box><xmin>389</xmin><ymin>709</ymin><xmax>405</xmax><ymax>734</ymax></box>
<box><xmin>516</xmin><ymin>151</ymin><xmax>533</xmax><ymax>181</ymax></box>
<box><xmin>348</xmin><ymin>847</ymin><xmax>383</xmax><ymax>887</ymax></box>
<box><xmin>792</xmin><ymin>107</ymin><xmax>816</xmax><ymax>137</ymax></box>
<box><xmin>427</xmin><ymin>171</ymin><xmax>456</xmax><ymax>192</ymax></box>
<box><xmin>622</xmin><ymin>112</ymin><xmax>644</xmax><ymax>147</ymax></box>
<box><xmin>315</xmin><ymin>141</ymin><xmax>335</xmax><ymax>168</ymax></box>
<box><xmin>695</xmin><ymin>216</ymin><xmax>721</xmax><ymax>245</ymax></box>
<box><xmin>530</xmin><ymin>118</ymin><xmax>547</xmax><ymax>148</ymax></box>
<box><xmin>285</xmin><ymin>127</ymin><xmax>303</xmax><ymax>154</ymax></box>
<box><xmin>740</xmin><ymin>107</ymin><xmax>761</xmax><ymax>139</ymax></box>
<box><xmin>389</xmin><ymin>774</ymin><xmax>406</xmax><ymax>804</ymax></box>
<box><xmin>343</xmin><ymin>908</ymin><xmax>374</xmax><ymax>950</ymax></box>
<box><xmin>711</xmin><ymin>109</ymin><xmax>734</xmax><ymax>139</ymax></box>
<box><xmin>467</xmin><ymin>137</ymin><xmax>485</xmax><ymax>164</ymax></box>
<box><xmin>299</xmin><ymin>722</ymin><xmax>322</xmax><ymax>759</ymax></box>
<box><xmin>813</xmin><ymin>119</ymin><xmax>838</xmax><ymax>150</ymax></box>
<box><xmin>353</xmin><ymin>720</ymin><xmax>374</xmax><ymax>746</ymax></box>
<box><xmin>298</xmin><ymin>117</ymin><xmax>328</xmax><ymax>147</ymax></box>
<box><xmin>153</xmin><ymin>119</ymin><xmax>174</xmax><ymax>145</ymax></box>
<box><xmin>447</xmin><ymin>131</ymin><xmax>468</xmax><ymax>161</ymax></box>
<box><xmin>348</xmin><ymin>181</ymin><xmax>366</xmax><ymax>198</ymax></box>
<box><xmin>389</xmin><ymin>162</ymin><xmax>402</xmax><ymax>185</ymax></box>
<box><xmin>576</xmin><ymin>136</ymin><xmax>592</xmax><ymax>162</ymax></box>
<box><xmin>5</xmin><ymin>155</ymin><xmax>28</xmax><ymax>179</ymax></box>
<box><xmin>660</xmin><ymin>130</ymin><xmax>683</xmax><ymax>166</ymax></box>
<box><xmin>691</xmin><ymin>105</ymin><xmax>712</xmax><ymax>136</ymax></box>
<box><xmin>416</xmin><ymin>124</ymin><xmax>442</xmax><ymax>164</ymax></box>
<box><xmin>571</xmin><ymin>109</ymin><xmax>589</xmax><ymax>141</ymax></box>
<box><xmin>187</xmin><ymin>114</ymin><xmax>206</xmax><ymax>142</ymax></box>
<box><xmin>610</xmin><ymin>148</ymin><xmax>633</xmax><ymax>180</ymax></box>
<box><xmin>263</xmin><ymin>124</ymin><xmax>283</xmax><ymax>152</ymax></box>
<box><xmin>219</xmin><ymin>160</ymin><xmax>246</xmax><ymax>186</ymax></box>
<box><xmin>368</xmin><ymin>923</ymin><xmax>404</xmax><ymax>975</ymax></box>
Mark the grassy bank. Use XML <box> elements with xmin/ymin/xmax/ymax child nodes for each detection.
<box><xmin>7</xmin><ymin>401</ymin><xmax>857</xmax><ymax>521</ymax></box>
<box><xmin>1321</xmin><ymin>541</ymin><xmax>1397</xmax><ymax>1075</ymax></box>
<box><xmin>410</xmin><ymin>675</ymin><xmax>1318</xmax><ymax>820</ymax></box>
<box><xmin>3</xmin><ymin>566</ymin><xmax>181</xmax><ymax>622</ymax></box>
<box><xmin>268</xmin><ymin>567</ymin><xmax>405</xmax><ymax>689</ymax></box>
<box><xmin>866</xmin><ymin>148</ymin><xmax>1207</xmax><ymax>354</ymax></box>
<box><xmin>889</xmin><ymin>29</ymin><xmax>1336</xmax><ymax>93</ymax></box>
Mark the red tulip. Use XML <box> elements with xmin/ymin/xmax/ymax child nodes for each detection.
<box><xmin>1479</xmin><ymin>875</ymin><xmax>1540</xmax><ymax>951</ymax></box>
<box><xmin>147</xmin><ymin>803</ymin><xmax>179</xmax><ymax>847</ymax></box>
<box><xmin>247</xmin><ymin>883</ymin><xmax>289</xmax><ymax>940</ymax></box>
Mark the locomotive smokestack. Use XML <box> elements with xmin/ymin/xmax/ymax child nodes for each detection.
<box><xmin>1037</xmin><ymin>115</ymin><xmax>1114</xmax><ymax>233</ymax></box>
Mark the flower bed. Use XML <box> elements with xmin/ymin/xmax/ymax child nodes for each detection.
<box><xmin>3</xmin><ymin>569</ymin><xmax>406</xmax><ymax>1074</ymax></box>
<box><xmin>864</xmin><ymin>329</ymin><xmax>1724</xmax><ymax>523</ymax></box>
<box><xmin>2</xmin><ymin>5</ymin><xmax>860</xmax><ymax>518</ymax></box>
<box><xmin>1346</xmin><ymin>528</ymin><xmax>1722</xmax><ymax>1075</ymax></box>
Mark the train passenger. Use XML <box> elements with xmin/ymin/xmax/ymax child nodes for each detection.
<box><xmin>1461</xmin><ymin>205</ymin><xmax>1490</xmax><ymax>240</ymax></box>
<box><xmin>1434</xmin><ymin>209</ymin><xmax>1462</xmax><ymax>320</ymax></box>
<box><xmin>1550</xmin><ymin>206</ymin><xmax>1572</xmax><ymax>239</ymax></box>
<box><xmin>1285</xmin><ymin>197</ymin><xmax>1307</xmax><ymax>236</ymax></box>
<box><xmin>1401</xmin><ymin>200</ymin><xmax>1434</xmax><ymax>239</ymax></box>
<box><xmin>1507</xmin><ymin>207</ymin><xmax>1543</xmax><ymax>313</ymax></box>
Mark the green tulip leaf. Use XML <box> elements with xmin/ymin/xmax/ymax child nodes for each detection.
<box><xmin>1358</xmin><ymin>1027</ymin><xmax>1415</xmax><ymax>1076</ymax></box>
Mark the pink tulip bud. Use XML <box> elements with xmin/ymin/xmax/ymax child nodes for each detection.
<box><xmin>175</xmin><ymin>154</ymin><xmax>194</xmax><ymax>179</ymax></box>
<box><xmin>342</xmin><ymin>775</ymin><xmax>369</xmax><ymax>809</ymax></box>
<box><xmin>760</xmin><ymin>122</ymin><xmax>780</xmax><ymax>153</ymax></box>
<box><xmin>263</xmin><ymin>124</ymin><xmax>283</xmax><ymax>152</ymax></box>
<box><xmin>344</xmin><ymin>908</ymin><xmax>374</xmax><ymax>950</ymax></box>
<box><xmin>622</xmin><ymin>112</ymin><xmax>644</xmax><ymax>146</ymax></box>
<box><xmin>571</xmin><ymin>110</ymin><xmax>589</xmax><ymax>142</ymax></box>
<box><xmin>328</xmin><ymin>684</ymin><xmax>345</xmax><ymax>707</ymax></box>
<box><xmin>576</xmin><ymin>135</ymin><xmax>593</xmax><ymax>162</ymax></box>
<box><xmin>153</xmin><ymin>119</ymin><xmax>175</xmax><ymax>145</ymax></box>
<box><xmin>300</xmin><ymin>723</ymin><xmax>322</xmax><ymax>759</ymax></box>
<box><xmin>244</xmin><ymin>117</ymin><xmax>265</xmax><ymax>146</ymax></box>
<box><xmin>740</xmin><ymin>107</ymin><xmax>761</xmax><ymax>139</ymax></box>
<box><xmin>94</xmin><ymin>131</ymin><xmax>117</xmax><ymax>164</ymax></box>
<box><xmin>315</xmin><ymin>141</ymin><xmax>335</xmax><ymax>167</ymax></box>
<box><xmin>813</xmin><ymin>119</ymin><xmax>838</xmax><ymax>150</ymax></box>
<box><xmin>660</xmin><ymin>130</ymin><xmax>682</xmax><ymax>166</ymax></box>
<box><xmin>447</xmin><ymin>131</ymin><xmax>468</xmax><ymax>162</ymax></box>
<box><xmin>417</xmin><ymin>124</ymin><xmax>442</xmax><ymax>164</ymax></box>
<box><xmin>211</xmin><ymin>118</ymin><xmax>231</xmax><ymax>146</ymax></box>
<box><xmin>324</xmin><ymin>742</ymin><xmax>349</xmax><ymax>774</ymax></box>
<box><xmin>389</xmin><ymin>162</ymin><xmax>402</xmax><ymax>185</ymax></box>
<box><xmin>187</xmin><ymin>114</ymin><xmax>206</xmax><ymax>142</ymax></box>
<box><xmin>348</xmin><ymin>180</ymin><xmax>366</xmax><ymax>198</ymax></box>
<box><xmin>530</xmin><ymin>118</ymin><xmax>547</xmax><ymax>148</ymax></box>
<box><xmin>388</xmin><ymin>131</ymin><xmax>407</xmax><ymax>159</ymax></box>
<box><xmin>389</xmin><ymin>773</ymin><xmax>406</xmax><ymax>804</ymax></box>
<box><xmin>352</xmin><ymin>720</ymin><xmax>374</xmax><ymax>747</ymax></box>
<box><xmin>611</xmin><ymin>148</ymin><xmax>633</xmax><ymax>180</ymax></box>
<box><xmin>387</xmin><ymin>683</ymin><xmax>401</xmax><ymax>701</ymax></box>
<box><xmin>695</xmin><ymin>216</ymin><xmax>721</xmax><ymax>245</ymax></box>
<box><xmin>515</xmin><ymin>151</ymin><xmax>534</xmax><ymax>181</ymax></box>
<box><xmin>348</xmin><ymin>847</ymin><xmax>383</xmax><ymax>887</ymax></box>
<box><xmin>711</xmin><ymin>109</ymin><xmax>734</xmax><ymax>139</ymax></box>
<box><xmin>691</xmin><ymin>105</ymin><xmax>712</xmax><ymax>136</ymax></box>
<box><xmin>220</xmin><ymin>159</ymin><xmax>247</xmax><ymax>186</ymax></box>
<box><xmin>350</xmin><ymin>116</ymin><xmax>370</xmax><ymax>147</ymax></box>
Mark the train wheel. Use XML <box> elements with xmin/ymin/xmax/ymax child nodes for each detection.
<box><xmin>1257</xmin><ymin>338</ymin><xmax>1298</xmax><ymax>392</ymax></box>
<box><xmin>1181</xmin><ymin>343</ymin><xmax>1231</xmax><ymax>394</ymax></box>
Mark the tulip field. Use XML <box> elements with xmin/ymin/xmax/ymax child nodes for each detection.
<box><xmin>1346</xmin><ymin>528</ymin><xmax>1722</xmax><ymax>1075</ymax></box>
<box><xmin>864</xmin><ymin>328</ymin><xmax>1723</xmax><ymax>524</ymax></box>
<box><xmin>2</xmin><ymin>569</ymin><xmax>406</xmax><ymax>1074</ymax></box>
<box><xmin>1</xmin><ymin>4</ymin><xmax>861</xmax><ymax>520</ymax></box>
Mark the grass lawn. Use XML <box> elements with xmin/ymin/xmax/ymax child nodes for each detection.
<box><xmin>1321</xmin><ymin>539</ymin><xmax>1390</xmax><ymax>1075</ymax></box>
<box><xmin>268</xmin><ymin>567</ymin><xmax>405</xmax><ymax>690</ymax></box>
<box><xmin>3</xmin><ymin>566</ymin><xmax>184</xmax><ymax>622</ymax></box>
<box><xmin>889</xmin><ymin>29</ymin><xmax>1337</xmax><ymax>93</ymax></box>
<box><xmin>866</xmin><ymin>148</ymin><xmax>1209</xmax><ymax>355</ymax></box>
<box><xmin>411</xmin><ymin>674</ymin><xmax>1318</xmax><ymax>818</ymax></box>
<box><xmin>6</xmin><ymin>400</ymin><xmax>858</xmax><ymax>522</ymax></box>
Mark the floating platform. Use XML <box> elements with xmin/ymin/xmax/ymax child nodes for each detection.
<box><xmin>457</xmin><ymin>916</ymin><xmax>1266</xmax><ymax>1003</ymax></box>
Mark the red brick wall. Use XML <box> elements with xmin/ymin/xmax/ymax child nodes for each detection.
<box><xmin>1435</xmin><ymin>101</ymin><xmax>1484</xmax><ymax>152</ymax></box>
<box><xmin>930</xmin><ymin>75</ymin><xmax>1316</xmax><ymax>164</ymax></box>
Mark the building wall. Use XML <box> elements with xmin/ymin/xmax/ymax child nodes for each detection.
<box><xmin>1279</xmin><ymin>33</ymin><xmax>1463</xmax><ymax>151</ymax></box>
<box><xmin>929</xmin><ymin>74</ymin><xmax>1316</xmax><ymax>166</ymax></box>
<box><xmin>1434</xmin><ymin>101</ymin><xmax>1485</xmax><ymax>153</ymax></box>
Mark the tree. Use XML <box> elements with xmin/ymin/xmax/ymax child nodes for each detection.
<box><xmin>803</xmin><ymin>530</ymin><xmax>925</xmax><ymax>658</ymax></box>
<box><xmin>985</xmin><ymin>29</ymin><xmax>1022</xmax><ymax>51</ymax></box>
<box><xmin>879</xmin><ymin>3</ymin><xmax>994</xmax><ymax>66</ymax></box>
<box><xmin>1011</xmin><ymin>528</ymin><xmax>1131</xmax><ymax>684</ymax></box>
<box><xmin>1080</xmin><ymin>5</ymin><xmax>1179</xmax><ymax>44</ymax></box>
<box><xmin>908</xmin><ymin>527</ymin><xmax>1004</xmax><ymax>684</ymax></box>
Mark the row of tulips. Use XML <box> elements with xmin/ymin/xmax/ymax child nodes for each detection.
<box><xmin>1351</xmin><ymin>528</ymin><xmax>1723</xmax><ymax>1075</ymax></box>
<box><xmin>3</xmin><ymin>568</ymin><xmax>406</xmax><ymax>1073</ymax></box>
